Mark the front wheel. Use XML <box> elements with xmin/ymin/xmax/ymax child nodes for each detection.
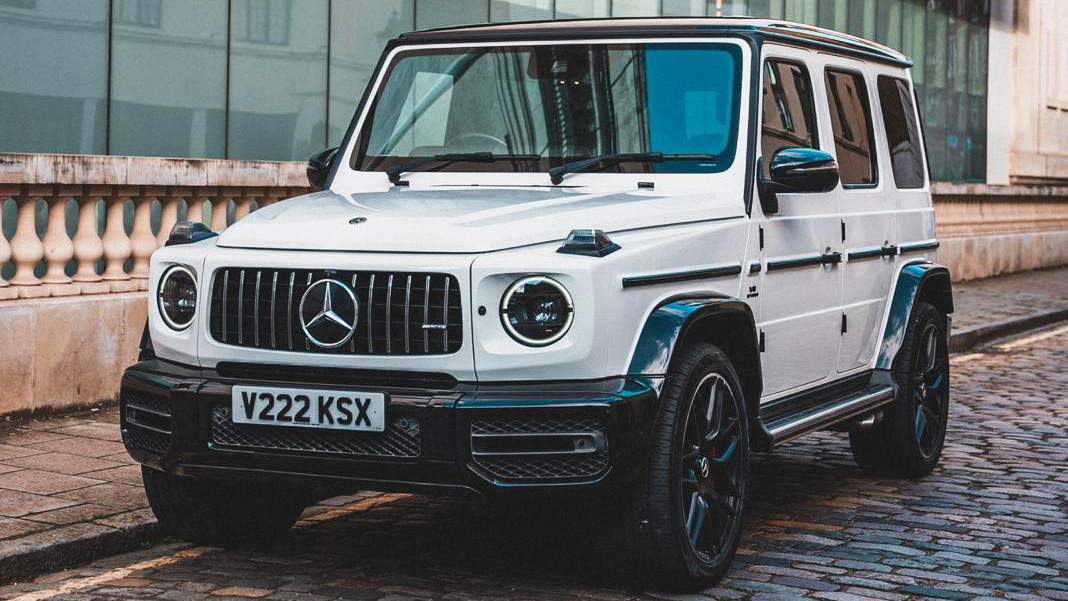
<box><xmin>850</xmin><ymin>301</ymin><xmax>950</xmax><ymax>478</ymax></box>
<box><xmin>622</xmin><ymin>343</ymin><xmax>749</xmax><ymax>589</ymax></box>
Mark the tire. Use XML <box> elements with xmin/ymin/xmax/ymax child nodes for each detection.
<box><xmin>142</xmin><ymin>466</ymin><xmax>307</xmax><ymax>546</ymax></box>
<box><xmin>618</xmin><ymin>343</ymin><xmax>750</xmax><ymax>590</ymax></box>
<box><xmin>849</xmin><ymin>301</ymin><xmax>950</xmax><ymax>478</ymax></box>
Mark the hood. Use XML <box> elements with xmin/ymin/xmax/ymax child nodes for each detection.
<box><xmin>216</xmin><ymin>186</ymin><xmax>740</xmax><ymax>253</ymax></box>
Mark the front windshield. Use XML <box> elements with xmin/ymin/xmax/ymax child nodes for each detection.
<box><xmin>351</xmin><ymin>42</ymin><xmax>742</xmax><ymax>175</ymax></box>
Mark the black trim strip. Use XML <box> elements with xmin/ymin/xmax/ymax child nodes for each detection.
<box><xmin>622</xmin><ymin>264</ymin><xmax>742</xmax><ymax>289</ymax></box>
<box><xmin>847</xmin><ymin>247</ymin><xmax>884</xmax><ymax>261</ymax></box>
<box><xmin>899</xmin><ymin>241</ymin><xmax>940</xmax><ymax>254</ymax></box>
<box><xmin>766</xmin><ymin>254</ymin><xmax>824</xmax><ymax>272</ymax></box>
<box><xmin>749</xmin><ymin>262</ymin><xmax>762</xmax><ymax>274</ymax></box>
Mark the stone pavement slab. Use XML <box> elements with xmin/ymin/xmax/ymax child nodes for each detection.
<box><xmin>951</xmin><ymin>265</ymin><xmax>1068</xmax><ymax>330</ymax></box>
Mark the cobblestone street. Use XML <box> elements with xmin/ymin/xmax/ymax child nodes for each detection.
<box><xmin>1</xmin><ymin>326</ymin><xmax>1066</xmax><ymax>601</ymax></box>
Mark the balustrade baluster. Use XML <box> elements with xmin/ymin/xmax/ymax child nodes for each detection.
<box><xmin>102</xmin><ymin>189</ymin><xmax>136</xmax><ymax>291</ymax></box>
<box><xmin>40</xmin><ymin>187</ymin><xmax>78</xmax><ymax>295</ymax></box>
<box><xmin>211</xmin><ymin>195</ymin><xmax>231</xmax><ymax>231</ymax></box>
<box><xmin>157</xmin><ymin>192</ymin><xmax>182</xmax><ymax>247</ymax></box>
<box><xmin>0</xmin><ymin>186</ymin><xmax>15</xmax><ymax>300</ymax></box>
<box><xmin>10</xmin><ymin>186</ymin><xmax>48</xmax><ymax>297</ymax></box>
<box><xmin>72</xmin><ymin>188</ymin><xmax>110</xmax><ymax>295</ymax></box>
<box><xmin>129</xmin><ymin>191</ymin><xmax>159</xmax><ymax>286</ymax></box>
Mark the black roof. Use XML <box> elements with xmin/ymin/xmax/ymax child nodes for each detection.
<box><xmin>398</xmin><ymin>17</ymin><xmax>913</xmax><ymax>68</ymax></box>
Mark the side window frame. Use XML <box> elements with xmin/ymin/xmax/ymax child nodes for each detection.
<box><xmin>822</xmin><ymin>66</ymin><xmax>879</xmax><ymax>190</ymax></box>
<box><xmin>875</xmin><ymin>74</ymin><xmax>928</xmax><ymax>190</ymax></box>
<box><xmin>759</xmin><ymin>57</ymin><xmax>820</xmax><ymax>173</ymax></box>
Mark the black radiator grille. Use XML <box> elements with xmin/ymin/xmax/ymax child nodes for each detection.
<box><xmin>208</xmin><ymin>268</ymin><xmax>463</xmax><ymax>355</ymax></box>
<box><xmin>123</xmin><ymin>390</ymin><xmax>172</xmax><ymax>456</ymax></box>
<box><xmin>211</xmin><ymin>407</ymin><xmax>420</xmax><ymax>458</ymax></box>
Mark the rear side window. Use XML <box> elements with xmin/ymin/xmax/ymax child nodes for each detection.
<box><xmin>760</xmin><ymin>60</ymin><xmax>818</xmax><ymax>175</ymax></box>
<box><xmin>824</xmin><ymin>69</ymin><xmax>876</xmax><ymax>186</ymax></box>
<box><xmin>877</xmin><ymin>76</ymin><xmax>926</xmax><ymax>189</ymax></box>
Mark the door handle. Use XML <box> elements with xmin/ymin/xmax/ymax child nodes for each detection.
<box><xmin>880</xmin><ymin>244</ymin><xmax>899</xmax><ymax>257</ymax></box>
<box><xmin>820</xmin><ymin>251</ymin><xmax>842</xmax><ymax>266</ymax></box>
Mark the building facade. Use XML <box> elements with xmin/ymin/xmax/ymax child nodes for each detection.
<box><xmin>2</xmin><ymin>0</ymin><xmax>991</xmax><ymax>182</ymax></box>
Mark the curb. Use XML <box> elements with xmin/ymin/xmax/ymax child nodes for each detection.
<box><xmin>0</xmin><ymin>516</ymin><xmax>161</xmax><ymax>585</ymax></box>
<box><xmin>950</xmin><ymin>307</ymin><xmax>1068</xmax><ymax>353</ymax></box>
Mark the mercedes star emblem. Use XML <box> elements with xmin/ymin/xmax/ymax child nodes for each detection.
<box><xmin>299</xmin><ymin>279</ymin><xmax>358</xmax><ymax>348</ymax></box>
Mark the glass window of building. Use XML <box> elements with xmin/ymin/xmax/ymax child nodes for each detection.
<box><xmin>611</xmin><ymin>0</ymin><xmax>658</xmax><ymax>17</ymax></box>
<box><xmin>0</xmin><ymin>0</ymin><xmax>108</xmax><ymax>154</ymax></box>
<box><xmin>661</xmin><ymin>0</ymin><xmax>705</xmax><ymax>16</ymax></box>
<box><xmin>760</xmin><ymin>60</ymin><xmax>818</xmax><ymax>174</ymax></box>
<box><xmin>877</xmin><ymin>75</ymin><xmax>925</xmax><ymax>189</ymax></box>
<box><xmin>554</xmin><ymin>0</ymin><xmax>608</xmax><ymax>18</ymax></box>
<box><xmin>491</xmin><ymin>0</ymin><xmax>551</xmax><ymax>21</ymax></box>
<box><xmin>415</xmin><ymin>0</ymin><xmax>488</xmax><ymax>29</ymax></box>
<box><xmin>329</xmin><ymin>0</ymin><xmax>414</xmax><ymax>146</ymax></box>
<box><xmin>110</xmin><ymin>0</ymin><xmax>227</xmax><ymax>158</ymax></box>
<box><xmin>228</xmin><ymin>0</ymin><xmax>328</xmax><ymax>161</ymax></box>
<box><xmin>824</xmin><ymin>69</ymin><xmax>876</xmax><ymax>186</ymax></box>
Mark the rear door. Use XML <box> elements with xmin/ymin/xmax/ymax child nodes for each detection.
<box><xmin>819</xmin><ymin>58</ymin><xmax>896</xmax><ymax>373</ymax></box>
<box><xmin>757</xmin><ymin>47</ymin><xmax>844</xmax><ymax>398</ymax></box>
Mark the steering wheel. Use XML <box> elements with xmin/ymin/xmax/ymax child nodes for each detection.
<box><xmin>446</xmin><ymin>132</ymin><xmax>509</xmax><ymax>153</ymax></box>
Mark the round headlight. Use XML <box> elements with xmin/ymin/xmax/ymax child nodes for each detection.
<box><xmin>500</xmin><ymin>276</ymin><xmax>574</xmax><ymax>346</ymax></box>
<box><xmin>158</xmin><ymin>265</ymin><xmax>198</xmax><ymax>330</ymax></box>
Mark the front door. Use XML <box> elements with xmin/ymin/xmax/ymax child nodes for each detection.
<box><xmin>757</xmin><ymin>48</ymin><xmax>844</xmax><ymax>398</ymax></box>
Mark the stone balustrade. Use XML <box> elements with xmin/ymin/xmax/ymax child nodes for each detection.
<box><xmin>0</xmin><ymin>154</ymin><xmax>310</xmax><ymax>301</ymax></box>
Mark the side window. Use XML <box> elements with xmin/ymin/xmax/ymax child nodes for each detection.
<box><xmin>876</xmin><ymin>75</ymin><xmax>926</xmax><ymax>189</ymax></box>
<box><xmin>824</xmin><ymin>69</ymin><xmax>876</xmax><ymax>186</ymax></box>
<box><xmin>760</xmin><ymin>60</ymin><xmax>818</xmax><ymax>175</ymax></box>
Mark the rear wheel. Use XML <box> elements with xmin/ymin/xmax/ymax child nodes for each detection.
<box><xmin>849</xmin><ymin>302</ymin><xmax>949</xmax><ymax>477</ymax></box>
<box><xmin>621</xmin><ymin>343</ymin><xmax>749</xmax><ymax>589</ymax></box>
<box><xmin>142</xmin><ymin>467</ymin><xmax>307</xmax><ymax>546</ymax></box>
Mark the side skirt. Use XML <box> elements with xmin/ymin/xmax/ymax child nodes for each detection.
<box><xmin>754</xmin><ymin>370</ymin><xmax>896</xmax><ymax>449</ymax></box>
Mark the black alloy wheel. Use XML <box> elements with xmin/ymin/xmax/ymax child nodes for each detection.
<box><xmin>678</xmin><ymin>373</ymin><xmax>746</xmax><ymax>562</ymax></box>
<box><xmin>913</xmin><ymin>322</ymin><xmax>949</xmax><ymax>460</ymax></box>
<box><xmin>849</xmin><ymin>301</ymin><xmax>950</xmax><ymax>478</ymax></box>
<box><xmin>613</xmin><ymin>343</ymin><xmax>749</xmax><ymax>589</ymax></box>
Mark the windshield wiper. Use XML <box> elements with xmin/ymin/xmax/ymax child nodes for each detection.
<box><xmin>384</xmin><ymin>152</ymin><xmax>540</xmax><ymax>185</ymax></box>
<box><xmin>385</xmin><ymin>152</ymin><xmax>494</xmax><ymax>185</ymax></box>
<box><xmin>548</xmin><ymin>152</ymin><xmax>717</xmax><ymax>185</ymax></box>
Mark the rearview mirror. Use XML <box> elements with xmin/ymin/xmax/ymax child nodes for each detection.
<box><xmin>307</xmin><ymin>147</ymin><xmax>338</xmax><ymax>190</ymax></box>
<box><xmin>758</xmin><ymin>147</ymin><xmax>840</xmax><ymax>215</ymax></box>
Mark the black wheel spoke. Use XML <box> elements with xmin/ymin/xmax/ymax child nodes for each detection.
<box><xmin>678</xmin><ymin>371</ymin><xmax>746</xmax><ymax>561</ymax></box>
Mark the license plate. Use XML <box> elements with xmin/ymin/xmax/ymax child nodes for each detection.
<box><xmin>231</xmin><ymin>385</ymin><xmax>386</xmax><ymax>432</ymax></box>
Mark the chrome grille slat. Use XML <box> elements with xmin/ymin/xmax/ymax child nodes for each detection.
<box><xmin>385</xmin><ymin>274</ymin><xmax>394</xmax><ymax>354</ymax></box>
<box><xmin>270</xmin><ymin>271</ymin><xmax>278</xmax><ymax>348</ymax></box>
<box><xmin>210</xmin><ymin>268</ymin><xmax>461</xmax><ymax>356</ymax></box>
<box><xmin>237</xmin><ymin>270</ymin><xmax>246</xmax><ymax>345</ymax></box>
<box><xmin>287</xmin><ymin>272</ymin><xmax>295</xmax><ymax>350</ymax></box>
<box><xmin>221</xmin><ymin>270</ymin><xmax>229</xmax><ymax>342</ymax></box>
<box><xmin>253</xmin><ymin>271</ymin><xmax>262</xmax><ymax>347</ymax></box>
<box><xmin>423</xmin><ymin>275</ymin><xmax>430</xmax><ymax>353</ymax></box>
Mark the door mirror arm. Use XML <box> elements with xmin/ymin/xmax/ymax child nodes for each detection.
<box><xmin>307</xmin><ymin>147</ymin><xmax>339</xmax><ymax>190</ymax></box>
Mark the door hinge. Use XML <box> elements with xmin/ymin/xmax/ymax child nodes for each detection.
<box><xmin>841</xmin><ymin>313</ymin><xmax>848</xmax><ymax>334</ymax></box>
<box><xmin>759</xmin><ymin>226</ymin><xmax>765</xmax><ymax>250</ymax></box>
<box><xmin>759</xmin><ymin>330</ymin><xmax>766</xmax><ymax>352</ymax></box>
<box><xmin>841</xmin><ymin>220</ymin><xmax>846</xmax><ymax>242</ymax></box>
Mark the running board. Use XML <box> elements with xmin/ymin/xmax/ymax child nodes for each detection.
<box><xmin>762</xmin><ymin>385</ymin><xmax>896</xmax><ymax>446</ymax></box>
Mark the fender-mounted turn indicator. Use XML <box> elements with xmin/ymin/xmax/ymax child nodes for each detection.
<box><xmin>557</xmin><ymin>229</ymin><xmax>621</xmax><ymax>257</ymax></box>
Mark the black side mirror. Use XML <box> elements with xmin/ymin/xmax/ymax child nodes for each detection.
<box><xmin>757</xmin><ymin>147</ymin><xmax>840</xmax><ymax>215</ymax></box>
<box><xmin>307</xmin><ymin>147</ymin><xmax>338</xmax><ymax>190</ymax></box>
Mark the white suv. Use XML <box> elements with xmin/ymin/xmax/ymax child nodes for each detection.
<box><xmin>123</xmin><ymin>17</ymin><xmax>952</xmax><ymax>589</ymax></box>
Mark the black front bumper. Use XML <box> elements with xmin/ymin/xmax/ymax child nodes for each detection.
<box><xmin>120</xmin><ymin>360</ymin><xmax>661</xmax><ymax>499</ymax></box>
